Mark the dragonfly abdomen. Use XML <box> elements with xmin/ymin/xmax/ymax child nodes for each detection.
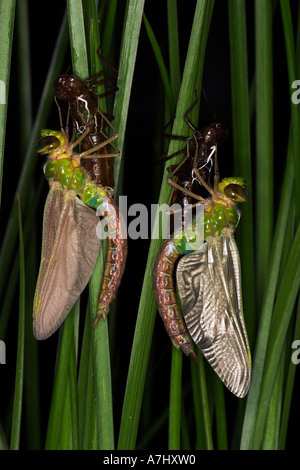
<box><xmin>95</xmin><ymin>198</ymin><xmax>127</xmax><ymax>323</ymax></box>
<box><xmin>153</xmin><ymin>239</ymin><xmax>198</xmax><ymax>361</ymax></box>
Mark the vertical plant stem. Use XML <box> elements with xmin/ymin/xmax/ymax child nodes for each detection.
<box><xmin>101</xmin><ymin>0</ymin><xmax>118</xmax><ymax>57</ymax></box>
<box><xmin>67</xmin><ymin>0</ymin><xmax>89</xmax><ymax>73</ymax></box>
<box><xmin>228</xmin><ymin>0</ymin><xmax>255</xmax><ymax>344</ymax></box>
<box><xmin>16</xmin><ymin>0</ymin><xmax>32</xmax><ymax>152</ymax></box>
<box><xmin>278</xmin><ymin>296</ymin><xmax>300</xmax><ymax>448</ymax></box>
<box><xmin>254</xmin><ymin>0</ymin><xmax>274</xmax><ymax>307</ymax></box>
<box><xmin>168</xmin><ymin>347</ymin><xmax>182</xmax><ymax>449</ymax></box>
<box><xmin>241</xmin><ymin>0</ymin><xmax>300</xmax><ymax>444</ymax></box>
<box><xmin>89</xmin><ymin>254</ymin><xmax>115</xmax><ymax>450</ymax></box>
<box><xmin>261</xmin><ymin>352</ymin><xmax>284</xmax><ymax>449</ymax></box>
<box><xmin>251</xmin><ymin>220</ymin><xmax>300</xmax><ymax>448</ymax></box>
<box><xmin>113</xmin><ymin>0</ymin><xmax>146</xmax><ymax>192</ymax></box>
<box><xmin>45</xmin><ymin>309</ymin><xmax>76</xmax><ymax>449</ymax></box>
<box><xmin>280</xmin><ymin>0</ymin><xmax>300</xmax><ymax>224</ymax></box>
<box><xmin>167</xmin><ymin>0</ymin><xmax>181</xmax><ymax>99</ymax></box>
<box><xmin>10</xmin><ymin>196</ymin><xmax>25</xmax><ymax>450</ymax></box>
<box><xmin>241</xmin><ymin>141</ymin><xmax>294</xmax><ymax>449</ymax></box>
<box><xmin>143</xmin><ymin>14</ymin><xmax>175</xmax><ymax>111</ymax></box>
<box><xmin>0</xmin><ymin>0</ymin><xmax>16</xmax><ymax>208</ymax></box>
<box><xmin>214</xmin><ymin>379</ymin><xmax>227</xmax><ymax>449</ymax></box>
<box><xmin>198</xmin><ymin>356</ymin><xmax>213</xmax><ymax>450</ymax></box>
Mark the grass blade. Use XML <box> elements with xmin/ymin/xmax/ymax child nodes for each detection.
<box><xmin>101</xmin><ymin>0</ymin><xmax>118</xmax><ymax>57</ymax></box>
<box><xmin>261</xmin><ymin>352</ymin><xmax>284</xmax><ymax>449</ymax></box>
<box><xmin>278</xmin><ymin>297</ymin><xmax>300</xmax><ymax>448</ymax></box>
<box><xmin>0</xmin><ymin>0</ymin><xmax>16</xmax><ymax>208</ymax></box>
<box><xmin>228</xmin><ymin>0</ymin><xmax>255</xmax><ymax>345</ymax></box>
<box><xmin>241</xmin><ymin>143</ymin><xmax>294</xmax><ymax>448</ymax></box>
<box><xmin>254</xmin><ymin>0</ymin><xmax>274</xmax><ymax>307</ymax></box>
<box><xmin>113</xmin><ymin>0</ymin><xmax>146</xmax><ymax>191</ymax></box>
<box><xmin>168</xmin><ymin>347</ymin><xmax>182</xmax><ymax>449</ymax></box>
<box><xmin>167</xmin><ymin>0</ymin><xmax>181</xmax><ymax>98</ymax></box>
<box><xmin>10</xmin><ymin>195</ymin><xmax>25</xmax><ymax>449</ymax></box>
<box><xmin>241</xmin><ymin>0</ymin><xmax>299</xmax><ymax>447</ymax></box>
<box><xmin>16</xmin><ymin>0</ymin><xmax>32</xmax><ymax>152</ymax></box>
<box><xmin>280</xmin><ymin>0</ymin><xmax>300</xmax><ymax>224</ymax></box>
<box><xmin>67</xmin><ymin>0</ymin><xmax>89</xmax><ymax>74</ymax></box>
<box><xmin>45</xmin><ymin>308</ymin><xmax>76</xmax><ymax>449</ymax></box>
<box><xmin>143</xmin><ymin>14</ymin><xmax>175</xmax><ymax>111</ymax></box>
<box><xmin>251</xmin><ymin>220</ymin><xmax>300</xmax><ymax>448</ymax></box>
<box><xmin>197</xmin><ymin>356</ymin><xmax>213</xmax><ymax>449</ymax></box>
<box><xmin>89</xmin><ymin>253</ymin><xmax>115</xmax><ymax>450</ymax></box>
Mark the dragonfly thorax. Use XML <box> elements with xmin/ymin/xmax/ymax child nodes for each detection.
<box><xmin>44</xmin><ymin>158</ymin><xmax>88</xmax><ymax>191</ymax></box>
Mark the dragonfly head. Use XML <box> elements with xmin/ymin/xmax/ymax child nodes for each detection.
<box><xmin>218</xmin><ymin>177</ymin><xmax>248</xmax><ymax>203</ymax></box>
<box><xmin>36</xmin><ymin>129</ymin><xmax>68</xmax><ymax>156</ymax></box>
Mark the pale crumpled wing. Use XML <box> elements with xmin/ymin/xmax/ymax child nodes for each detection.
<box><xmin>176</xmin><ymin>236</ymin><xmax>251</xmax><ymax>397</ymax></box>
<box><xmin>33</xmin><ymin>188</ymin><xmax>101</xmax><ymax>340</ymax></box>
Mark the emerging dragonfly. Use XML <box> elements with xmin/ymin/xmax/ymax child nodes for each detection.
<box><xmin>33</xmin><ymin>123</ymin><xmax>127</xmax><ymax>340</ymax></box>
<box><xmin>153</xmin><ymin>102</ymin><xmax>251</xmax><ymax>398</ymax></box>
<box><xmin>54</xmin><ymin>48</ymin><xmax>119</xmax><ymax>191</ymax></box>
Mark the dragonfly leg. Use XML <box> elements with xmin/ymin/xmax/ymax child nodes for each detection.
<box><xmin>85</xmin><ymin>46</ymin><xmax>119</xmax><ymax>100</ymax></box>
<box><xmin>79</xmin><ymin>133</ymin><xmax>119</xmax><ymax>158</ymax></box>
<box><xmin>167</xmin><ymin>178</ymin><xmax>205</xmax><ymax>202</ymax></box>
<box><xmin>162</xmin><ymin>120</ymin><xmax>189</xmax><ymax>142</ymax></box>
<box><xmin>157</xmin><ymin>146</ymin><xmax>187</xmax><ymax>165</ymax></box>
<box><xmin>183</xmin><ymin>90</ymin><xmax>199</xmax><ymax>132</ymax></box>
<box><xmin>167</xmin><ymin>151</ymin><xmax>191</xmax><ymax>178</ymax></box>
<box><xmin>193</xmin><ymin>168</ymin><xmax>214</xmax><ymax>196</ymax></box>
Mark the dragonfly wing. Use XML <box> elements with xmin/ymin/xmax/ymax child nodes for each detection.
<box><xmin>33</xmin><ymin>188</ymin><xmax>64</xmax><ymax>306</ymax></box>
<box><xmin>33</xmin><ymin>189</ymin><xmax>101</xmax><ymax>340</ymax></box>
<box><xmin>176</xmin><ymin>236</ymin><xmax>251</xmax><ymax>397</ymax></box>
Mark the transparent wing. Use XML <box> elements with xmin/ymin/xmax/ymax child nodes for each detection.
<box><xmin>33</xmin><ymin>188</ymin><xmax>101</xmax><ymax>340</ymax></box>
<box><xmin>176</xmin><ymin>236</ymin><xmax>251</xmax><ymax>397</ymax></box>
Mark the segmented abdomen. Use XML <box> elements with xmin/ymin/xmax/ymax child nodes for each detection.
<box><xmin>152</xmin><ymin>239</ymin><xmax>198</xmax><ymax>361</ymax></box>
<box><xmin>95</xmin><ymin>197</ymin><xmax>127</xmax><ymax>324</ymax></box>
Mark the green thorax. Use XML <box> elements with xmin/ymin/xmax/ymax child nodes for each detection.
<box><xmin>45</xmin><ymin>158</ymin><xmax>87</xmax><ymax>191</ymax></box>
<box><xmin>174</xmin><ymin>177</ymin><xmax>246</xmax><ymax>255</ymax></box>
<box><xmin>203</xmin><ymin>199</ymin><xmax>240</xmax><ymax>238</ymax></box>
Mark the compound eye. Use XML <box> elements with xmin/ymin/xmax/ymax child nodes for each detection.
<box><xmin>36</xmin><ymin>135</ymin><xmax>61</xmax><ymax>155</ymax></box>
<box><xmin>224</xmin><ymin>183</ymin><xmax>248</xmax><ymax>202</ymax></box>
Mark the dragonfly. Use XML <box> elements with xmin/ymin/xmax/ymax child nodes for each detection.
<box><xmin>33</xmin><ymin>122</ymin><xmax>127</xmax><ymax>340</ymax></box>
<box><xmin>54</xmin><ymin>48</ymin><xmax>119</xmax><ymax>192</ymax></box>
<box><xmin>153</xmin><ymin>102</ymin><xmax>251</xmax><ymax>398</ymax></box>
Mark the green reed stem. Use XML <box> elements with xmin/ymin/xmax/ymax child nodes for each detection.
<box><xmin>0</xmin><ymin>0</ymin><xmax>16</xmax><ymax>208</ymax></box>
<box><xmin>10</xmin><ymin>197</ymin><xmax>25</xmax><ymax>450</ymax></box>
